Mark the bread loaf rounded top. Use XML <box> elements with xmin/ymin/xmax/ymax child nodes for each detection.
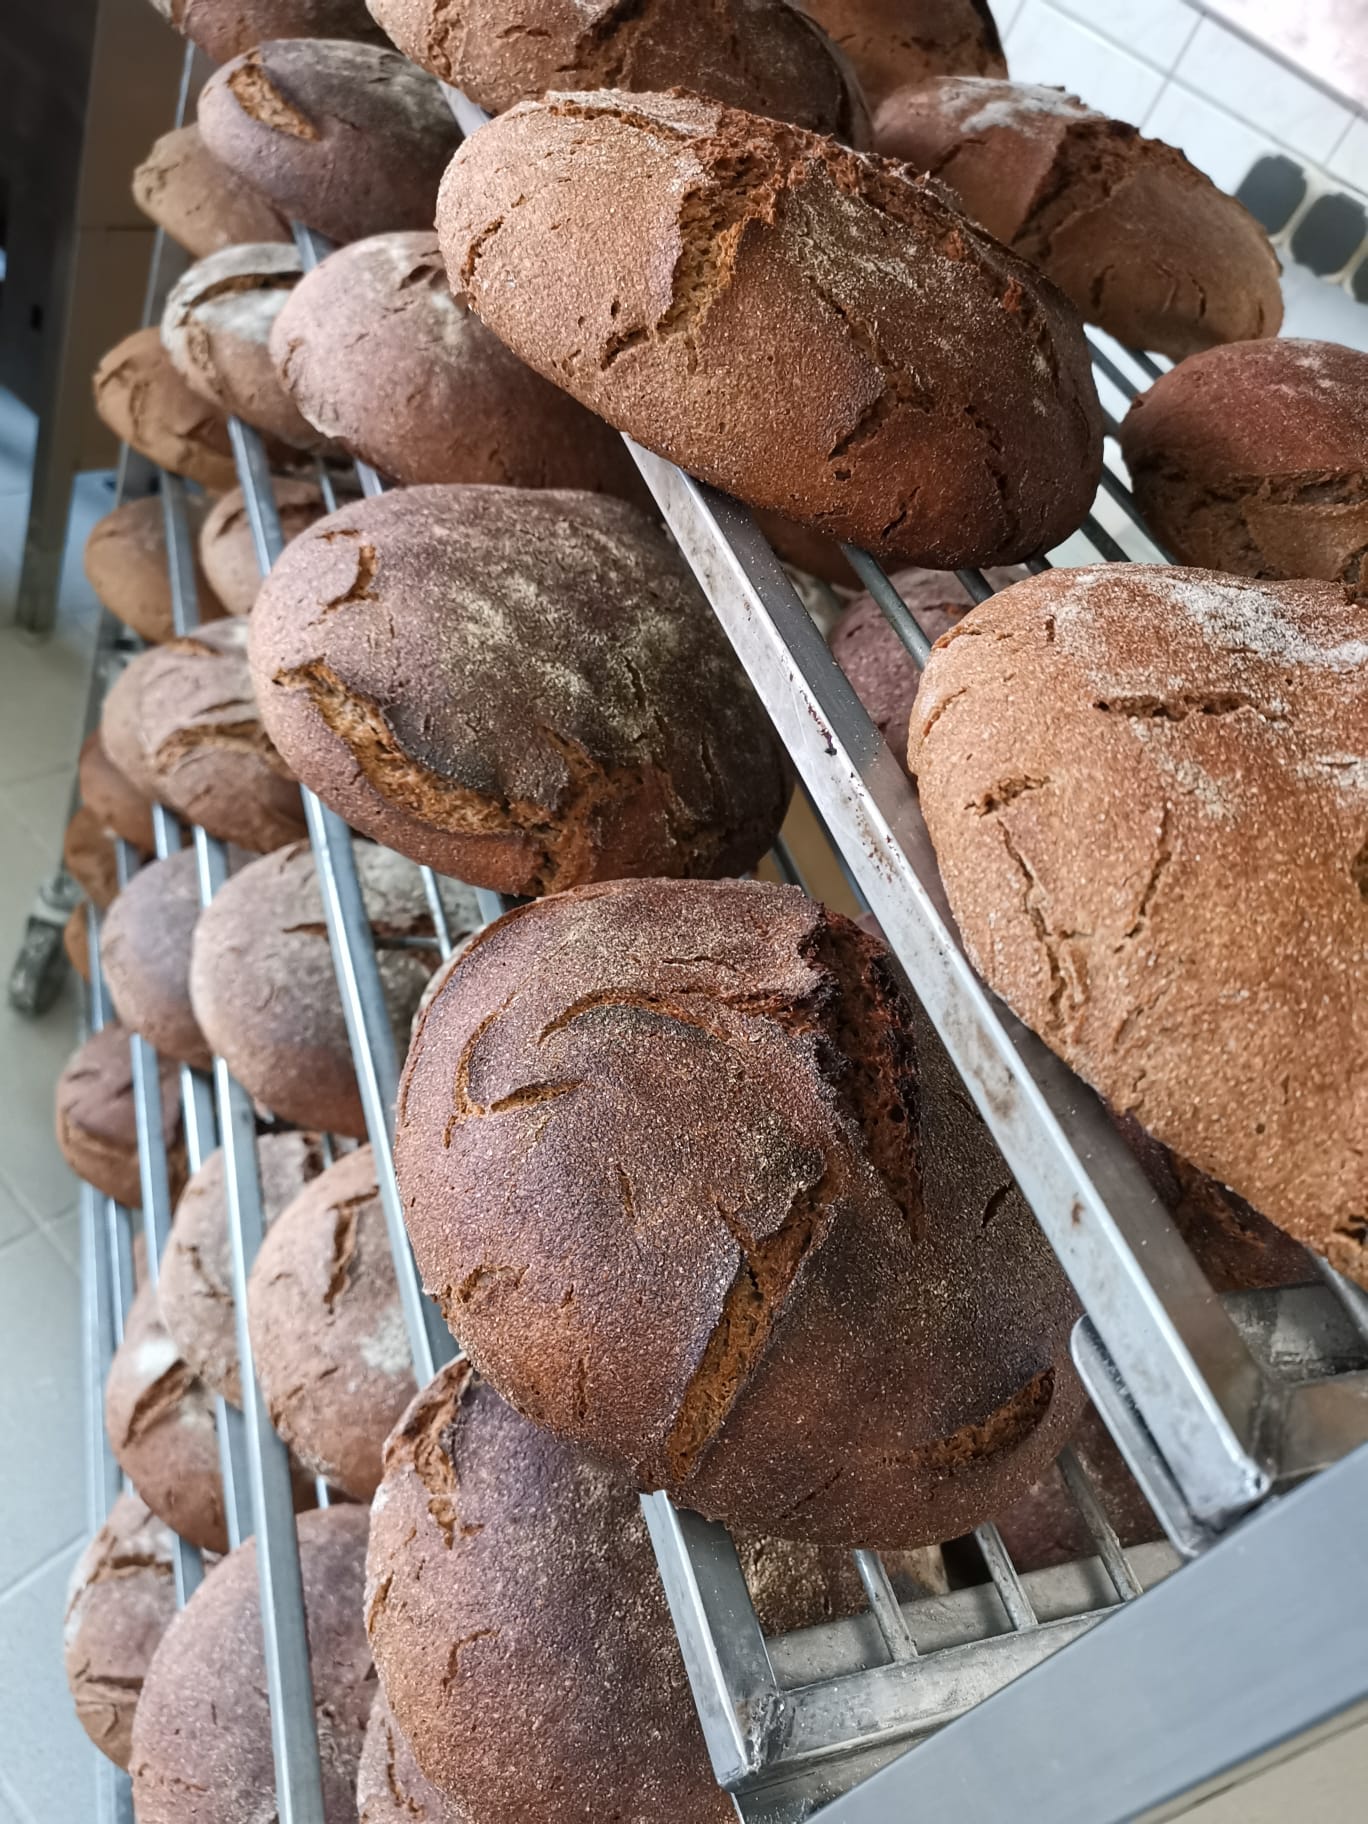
<box><xmin>800</xmin><ymin>0</ymin><xmax>1007</xmax><ymax>105</ymax></box>
<box><xmin>130</xmin><ymin>1506</ymin><xmax>372</xmax><ymax>1824</ymax></box>
<box><xmin>874</xmin><ymin>76</ymin><xmax>1283</xmax><ymax>359</ymax></box>
<box><xmin>358</xmin><ymin>1694</ymin><xmax>465</xmax><ymax>1824</ymax></box>
<box><xmin>100</xmin><ymin>849</ymin><xmax>215</xmax><ymax>1073</ymax></box>
<box><xmin>83</xmin><ymin>494</ymin><xmax>224</xmax><ymax>644</ymax></box>
<box><xmin>55</xmin><ymin>1023</ymin><xmax>184</xmax><ymax>1208</ymax></box>
<box><xmin>248</xmin><ymin>484</ymin><xmax>792</xmax><ymax>891</ymax></box>
<box><xmin>199</xmin><ymin>476</ymin><xmax>334</xmax><ymax>616</ymax></box>
<box><xmin>78</xmin><ymin>729</ymin><xmax>155</xmax><ymax>853</ymax></box>
<box><xmin>93</xmin><ymin>327</ymin><xmax>237</xmax><ymax>492</ymax></box>
<box><xmin>198</xmin><ymin>38</ymin><xmax>461</xmax><ymax>245</ymax></box>
<box><xmin>269</xmin><ymin>230</ymin><xmax>650</xmax><ymax>499</ymax></box>
<box><xmin>132</xmin><ymin>123</ymin><xmax>290</xmax><ymax>261</ymax></box>
<box><xmin>151</xmin><ymin>0</ymin><xmax>386</xmax><ymax>63</ymax></box>
<box><xmin>437</xmin><ymin>90</ymin><xmax>1103</xmax><ymax>569</ymax></box>
<box><xmin>909</xmin><ymin>564</ymin><xmax>1368</xmax><ymax>1285</ymax></box>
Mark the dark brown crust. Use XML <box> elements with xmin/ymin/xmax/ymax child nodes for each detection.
<box><xmin>437</xmin><ymin>89</ymin><xmax>1103</xmax><ymax>569</ymax></box>
<box><xmin>78</xmin><ymin>730</ymin><xmax>156</xmax><ymax>853</ymax></box>
<box><xmin>154</xmin><ymin>0</ymin><xmax>386</xmax><ymax>62</ymax></box>
<box><xmin>55</xmin><ymin>1024</ymin><xmax>185</xmax><ymax>1207</ymax></box>
<box><xmin>130</xmin><ymin>1506</ymin><xmax>374</xmax><ymax>1824</ymax></box>
<box><xmin>64</xmin><ymin>806</ymin><xmax>124</xmax><ymax>909</ymax></box>
<box><xmin>101</xmin><ymin>850</ymin><xmax>215</xmax><ymax>1071</ymax></box>
<box><xmin>92</xmin><ymin>327</ymin><xmax>237</xmax><ymax>491</ymax></box>
<box><xmin>197</xmin><ymin>39</ymin><xmax>461</xmax><ymax>245</ymax></box>
<box><xmin>199</xmin><ymin>477</ymin><xmax>335</xmax><ymax>616</ymax></box>
<box><xmin>358</xmin><ymin>1694</ymin><xmax>465</xmax><ymax>1823</ymax></box>
<box><xmin>909</xmin><ymin>564</ymin><xmax>1368</xmax><ymax>1285</ymax></box>
<box><xmin>801</xmin><ymin>0</ymin><xmax>1007</xmax><ymax>106</ymax></box>
<box><xmin>396</xmin><ymin>878</ymin><xmax>1082</xmax><ymax>1545</ymax></box>
<box><xmin>874</xmin><ymin>77</ymin><xmax>1282</xmax><ymax>360</ymax></box>
<box><xmin>995</xmin><ymin>1403</ymin><xmax>1158</xmax><ymax>1572</ymax></box>
<box><xmin>132</xmin><ymin>123</ymin><xmax>291</xmax><ymax>261</ymax></box>
<box><xmin>83</xmin><ymin>495</ymin><xmax>225</xmax><ymax>644</ymax></box>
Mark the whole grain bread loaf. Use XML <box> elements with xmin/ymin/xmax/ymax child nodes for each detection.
<box><xmin>93</xmin><ymin>327</ymin><xmax>237</xmax><ymax>491</ymax></box>
<box><xmin>132</xmin><ymin>123</ymin><xmax>291</xmax><ymax>260</ymax></box>
<box><xmin>437</xmin><ymin>90</ymin><xmax>1102</xmax><ymax>569</ymax></box>
<box><xmin>150</xmin><ymin>0</ymin><xmax>385</xmax><ymax>62</ymax></box>
<box><xmin>268</xmin><ymin>231</ymin><xmax>651</xmax><ymax>498</ymax></box>
<box><xmin>198</xmin><ymin>39</ymin><xmax>461</xmax><ymax>245</ymax></box>
<box><xmin>801</xmin><ymin>0</ymin><xmax>1007</xmax><ymax>104</ymax></box>
<box><xmin>101</xmin><ymin>849</ymin><xmax>221</xmax><ymax>1071</ymax></box>
<box><xmin>100</xmin><ymin>620</ymin><xmax>308</xmax><ymax>853</ymax></box>
<box><xmin>78</xmin><ymin>729</ymin><xmax>157</xmax><ymax>853</ymax></box>
<box><xmin>367</xmin><ymin>0</ymin><xmax>870</xmax><ymax>142</ymax></box>
<box><xmin>396</xmin><ymin>878</ymin><xmax>1083</xmax><ymax>1545</ymax></box>
<box><xmin>64</xmin><ymin>807</ymin><xmax>122</xmax><ymax>908</ymax></box>
<box><xmin>199</xmin><ymin>476</ymin><xmax>333</xmax><ymax>615</ymax></box>
<box><xmin>55</xmin><ymin>1024</ymin><xmax>185</xmax><ymax>1207</ymax></box>
<box><xmin>909</xmin><ymin>565</ymin><xmax>1368</xmax><ymax>1286</ymax></box>
<box><xmin>873</xmin><ymin>77</ymin><xmax>1282</xmax><ymax>359</ymax></box>
<box><xmin>358</xmin><ymin>1695</ymin><xmax>465</xmax><ymax>1824</ymax></box>
<box><xmin>83</xmin><ymin>494</ymin><xmax>224</xmax><ymax>644</ymax></box>
<box><xmin>64</xmin><ymin>1494</ymin><xmax>181</xmax><ymax>1770</ymax></box>
<box><xmin>1119</xmin><ymin>339</ymin><xmax>1368</xmax><ymax>596</ymax></box>
<box><xmin>130</xmin><ymin>1507</ymin><xmax>373</xmax><ymax>1824</ymax></box>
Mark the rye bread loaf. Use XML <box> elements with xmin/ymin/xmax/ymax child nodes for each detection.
<box><xmin>198</xmin><ymin>39</ymin><xmax>461</xmax><ymax>245</ymax></box>
<box><xmin>874</xmin><ymin>78</ymin><xmax>1282</xmax><ymax>360</ymax></box>
<box><xmin>248</xmin><ymin>1144</ymin><xmax>414</xmax><ymax>1498</ymax></box>
<box><xmin>63</xmin><ymin>1494</ymin><xmax>181</xmax><ymax>1769</ymax></box>
<box><xmin>78</xmin><ymin>729</ymin><xmax>157</xmax><ymax>853</ymax></box>
<box><xmin>130</xmin><ymin>1506</ymin><xmax>373</xmax><ymax>1824</ymax></box>
<box><xmin>55</xmin><ymin>1024</ymin><xmax>185</xmax><ymax>1207</ymax></box>
<box><xmin>367</xmin><ymin>0</ymin><xmax>870</xmax><ymax>142</ymax></box>
<box><xmin>132</xmin><ymin>123</ymin><xmax>291</xmax><ymax>260</ymax></box>
<box><xmin>995</xmin><ymin>1404</ymin><xmax>1157</xmax><ymax>1573</ymax></box>
<box><xmin>909</xmin><ymin>565</ymin><xmax>1368</xmax><ymax>1286</ymax></box>
<box><xmin>93</xmin><ymin>327</ymin><xmax>237</xmax><ymax>492</ymax></box>
<box><xmin>83</xmin><ymin>494</ymin><xmax>224</xmax><ymax>644</ymax></box>
<box><xmin>65</xmin><ymin>904</ymin><xmax>91</xmax><ymax>982</ymax></box>
<box><xmin>190</xmin><ymin>840</ymin><xmax>475</xmax><ymax>1135</ymax></box>
<box><xmin>801</xmin><ymin>0</ymin><xmax>1007</xmax><ymax>105</ymax></box>
<box><xmin>100</xmin><ymin>849</ymin><xmax>223</xmax><ymax>1072</ymax></box>
<box><xmin>437</xmin><ymin>91</ymin><xmax>1103</xmax><ymax>569</ymax></box>
<box><xmin>1119</xmin><ymin>339</ymin><xmax>1368</xmax><ymax>597</ymax></box>
<box><xmin>249</xmin><ymin>484</ymin><xmax>792</xmax><ymax>890</ymax></box>
<box><xmin>268</xmin><ymin>231</ymin><xmax>650</xmax><ymax>499</ymax></box>
<box><xmin>150</xmin><ymin>0</ymin><xmax>385</xmax><ymax>62</ymax></box>
<box><xmin>100</xmin><ymin>620</ymin><xmax>308</xmax><ymax>853</ymax></box>
<box><xmin>64</xmin><ymin>807</ymin><xmax>124</xmax><ymax>909</ymax></box>
<box><xmin>199</xmin><ymin>476</ymin><xmax>333</xmax><ymax>616</ymax></box>
<box><xmin>359</xmin><ymin>1695</ymin><xmax>464</xmax><ymax>1824</ymax></box>
<box><xmin>104</xmin><ymin>1282</ymin><xmax>227</xmax><ymax>1552</ymax></box>
<box><xmin>396</xmin><ymin>878</ymin><xmax>1083</xmax><ymax>1545</ymax></box>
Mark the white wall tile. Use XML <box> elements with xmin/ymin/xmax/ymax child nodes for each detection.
<box><xmin>1142</xmin><ymin>80</ymin><xmax>1273</xmax><ymax>194</ymax></box>
<box><xmin>1005</xmin><ymin>1</ymin><xmax>1167</xmax><ymax>124</ymax></box>
<box><xmin>1049</xmin><ymin>0</ymin><xmax>1199</xmax><ymax>72</ymax></box>
<box><xmin>1328</xmin><ymin>114</ymin><xmax>1368</xmax><ymax>200</ymax></box>
<box><xmin>991</xmin><ymin>0</ymin><xmax>1025</xmax><ymax>41</ymax></box>
<box><xmin>1176</xmin><ymin>17</ymin><xmax>1354</xmax><ymax>164</ymax></box>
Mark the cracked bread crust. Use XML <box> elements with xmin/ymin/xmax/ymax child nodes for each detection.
<box><xmin>248</xmin><ymin>1144</ymin><xmax>416</xmax><ymax>1499</ymax></box>
<box><xmin>395</xmin><ymin>877</ymin><xmax>1082</xmax><ymax>1545</ymax></box>
<box><xmin>436</xmin><ymin>89</ymin><xmax>1102</xmax><ymax>570</ymax></box>
<box><xmin>99</xmin><ymin>619</ymin><xmax>308</xmax><ymax>854</ymax></box>
<box><xmin>101</xmin><ymin>849</ymin><xmax>222</xmax><ymax>1072</ymax></box>
<box><xmin>133</xmin><ymin>123</ymin><xmax>291</xmax><ymax>260</ymax></box>
<box><xmin>909</xmin><ymin>564</ymin><xmax>1368</xmax><ymax>1285</ymax></box>
<box><xmin>93</xmin><ymin>327</ymin><xmax>237</xmax><ymax>491</ymax></box>
<box><xmin>358</xmin><ymin>1694</ymin><xmax>465</xmax><ymax>1824</ymax></box>
<box><xmin>1120</xmin><ymin>339</ymin><xmax>1368</xmax><ymax>599</ymax></box>
<box><xmin>83</xmin><ymin>494</ymin><xmax>224</xmax><ymax>645</ymax></box>
<box><xmin>198</xmin><ymin>39</ymin><xmax>461</xmax><ymax>245</ymax></box>
<box><xmin>55</xmin><ymin>1024</ymin><xmax>185</xmax><ymax>1208</ymax></box>
<box><xmin>874</xmin><ymin>77</ymin><xmax>1282</xmax><ymax>360</ymax></box>
<box><xmin>130</xmin><ymin>1506</ymin><xmax>373</xmax><ymax>1824</ymax></box>
<box><xmin>154</xmin><ymin>0</ymin><xmax>386</xmax><ymax>63</ymax></box>
<box><xmin>268</xmin><ymin>230</ymin><xmax>651</xmax><ymax>501</ymax></box>
<box><xmin>200</xmin><ymin>477</ymin><xmax>336</xmax><ymax>616</ymax></box>
<box><xmin>248</xmin><ymin>485</ymin><xmax>792</xmax><ymax>891</ymax></box>
<box><xmin>801</xmin><ymin>0</ymin><xmax>1007</xmax><ymax>106</ymax></box>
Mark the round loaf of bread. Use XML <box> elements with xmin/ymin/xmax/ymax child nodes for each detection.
<box><xmin>78</xmin><ymin>730</ymin><xmax>156</xmax><ymax>852</ymax></box>
<box><xmin>130</xmin><ymin>1506</ymin><xmax>372</xmax><ymax>1824</ymax></box>
<box><xmin>93</xmin><ymin>327</ymin><xmax>237</xmax><ymax>491</ymax></box>
<box><xmin>161</xmin><ymin>243</ymin><xmax>329</xmax><ymax>453</ymax></box>
<box><xmin>55</xmin><ymin>1024</ymin><xmax>185</xmax><ymax>1207</ymax></box>
<box><xmin>909</xmin><ymin>565</ymin><xmax>1368</xmax><ymax>1285</ymax></box>
<box><xmin>64</xmin><ymin>1493</ymin><xmax>179</xmax><ymax>1769</ymax></box>
<box><xmin>800</xmin><ymin>0</ymin><xmax>1007</xmax><ymax>104</ymax></box>
<box><xmin>133</xmin><ymin>123</ymin><xmax>290</xmax><ymax>260</ymax></box>
<box><xmin>100</xmin><ymin>620</ymin><xmax>307</xmax><ymax>853</ymax></box>
<box><xmin>367</xmin><ymin>0</ymin><xmax>869</xmax><ymax>141</ymax></box>
<box><xmin>83</xmin><ymin>494</ymin><xmax>224</xmax><ymax>644</ymax></box>
<box><xmin>190</xmin><ymin>840</ymin><xmax>475</xmax><ymax>1135</ymax></box>
<box><xmin>198</xmin><ymin>39</ymin><xmax>461</xmax><ymax>246</ymax></box>
<box><xmin>268</xmin><ymin>231</ymin><xmax>651</xmax><ymax>499</ymax></box>
<box><xmin>359</xmin><ymin>1695</ymin><xmax>464</xmax><ymax>1824</ymax></box>
<box><xmin>873</xmin><ymin>78</ymin><xmax>1282</xmax><ymax>360</ymax></box>
<box><xmin>396</xmin><ymin>878</ymin><xmax>1083</xmax><ymax>1545</ymax></box>
<box><xmin>150</xmin><ymin>0</ymin><xmax>385</xmax><ymax>62</ymax></box>
<box><xmin>159</xmin><ymin>1131</ymin><xmax>327</xmax><ymax>1406</ymax></box>
<box><xmin>65</xmin><ymin>904</ymin><xmax>90</xmax><ymax>982</ymax></box>
<box><xmin>100</xmin><ymin>849</ymin><xmax>218</xmax><ymax>1071</ymax></box>
<box><xmin>437</xmin><ymin>91</ymin><xmax>1103</xmax><ymax>569</ymax></box>
<box><xmin>199</xmin><ymin>476</ymin><xmax>332</xmax><ymax>616</ymax></box>
<box><xmin>248</xmin><ymin>1144</ymin><xmax>414</xmax><ymax>1498</ymax></box>
<box><xmin>64</xmin><ymin>807</ymin><xmax>122</xmax><ymax>909</ymax></box>
<box><xmin>1119</xmin><ymin>339</ymin><xmax>1368</xmax><ymax>597</ymax></box>
<box><xmin>249</xmin><ymin>485</ymin><xmax>792</xmax><ymax>890</ymax></box>
<box><xmin>104</xmin><ymin>1282</ymin><xmax>226</xmax><ymax>1552</ymax></box>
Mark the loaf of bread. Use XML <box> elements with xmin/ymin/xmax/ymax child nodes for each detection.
<box><xmin>83</xmin><ymin>494</ymin><xmax>224</xmax><ymax>644</ymax></box>
<box><xmin>64</xmin><ymin>904</ymin><xmax>90</xmax><ymax>982</ymax></box>
<box><xmin>438</xmin><ymin>91</ymin><xmax>1103</xmax><ymax>569</ymax></box>
<box><xmin>248</xmin><ymin>1144</ymin><xmax>415</xmax><ymax>1498</ymax></box>
<box><xmin>93</xmin><ymin>327</ymin><xmax>237</xmax><ymax>491</ymax></box>
<box><xmin>133</xmin><ymin>123</ymin><xmax>290</xmax><ymax>260</ymax></box>
<box><xmin>159</xmin><ymin>1131</ymin><xmax>327</xmax><ymax>1405</ymax></box>
<box><xmin>995</xmin><ymin>1405</ymin><xmax>1157</xmax><ymax>1573</ymax></box>
<box><xmin>368</xmin><ymin>0</ymin><xmax>869</xmax><ymax>141</ymax></box>
<box><xmin>100</xmin><ymin>849</ymin><xmax>219</xmax><ymax>1072</ymax></box>
<box><xmin>100</xmin><ymin>620</ymin><xmax>308</xmax><ymax>853</ymax></box>
<box><xmin>64</xmin><ymin>1494</ymin><xmax>181</xmax><ymax>1769</ymax></box>
<box><xmin>64</xmin><ymin>807</ymin><xmax>123</xmax><ymax>909</ymax></box>
<box><xmin>1119</xmin><ymin>339</ymin><xmax>1368</xmax><ymax>597</ymax></box>
<box><xmin>78</xmin><ymin>729</ymin><xmax>157</xmax><ymax>852</ymax></box>
<box><xmin>198</xmin><ymin>39</ymin><xmax>461</xmax><ymax>245</ymax></box>
<box><xmin>397</xmin><ymin>878</ymin><xmax>1083</xmax><ymax>1545</ymax></box>
<box><xmin>358</xmin><ymin>1695</ymin><xmax>464</xmax><ymax>1824</ymax></box>
<box><xmin>190</xmin><ymin>840</ymin><xmax>475</xmax><ymax>1134</ymax></box>
<box><xmin>150</xmin><ymin>0</ymin><xmax>385</xmax><ymax>61</ymax></box>
<box><xmin>55</xmin><ymin>1024</ymin><xmax>184</xmax><ymax>1207</ymax></box>
<box><xmin>910</xmin><ymin>565</ymin><xmax>1368</xmax><ymax>1286</ymax></box>
<box><xmin>874</xmin><ymin>78</ymin><xmax>1282</xmax><ymax>359</ymax></box>
<box><xmin>130</xmin><ymin>1507</ymin><xmax>372</xmax><ymax>1824</ymax></box>
<box><xmin>801</xmin><ymin>0</ymin><xmax>1007</xmax><ymax>104</ymax></box>
<box><xmin>199</xmin><ymin>476</ymin><xmax>333</xmax><ymax>615</ymax></box>
<box><xmin>269</xmin><ymin>231</ymin><xmax>650</xmax><ymax>499</ymax></box>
